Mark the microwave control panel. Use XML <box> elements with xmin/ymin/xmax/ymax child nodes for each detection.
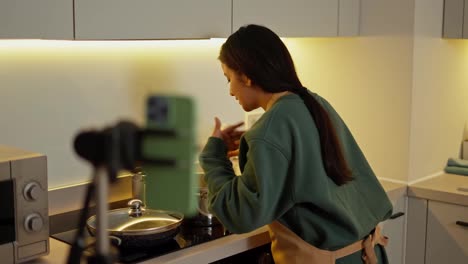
<box><xmin>0</xmin><ymin>145</ymin><xmax>49</xmax><ymax>264</ymax></box>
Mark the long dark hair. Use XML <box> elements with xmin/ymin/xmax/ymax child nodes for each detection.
<box><xmin>219</xmin><ymin>24</ymin><xmax>352</xmax><ymax>186</ymax></box>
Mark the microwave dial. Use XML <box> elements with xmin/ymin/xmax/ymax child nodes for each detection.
<box><xmin>24</xmin><ymin>213</ymin><xmax>44</xmax><ymax>232</ymax></box>
<box><xmin>23</xmin><ymin>182</ymin><xmax>41</xmax><ymax>201</ymax></box>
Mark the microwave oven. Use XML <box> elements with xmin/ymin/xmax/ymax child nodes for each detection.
<box><xmin>0</xmin><ymin>145</ymin><xmax>49</xmax><ymax>263</ymax></box>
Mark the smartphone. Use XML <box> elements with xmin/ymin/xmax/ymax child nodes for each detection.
<box><xmin>140</xmin><ymin>95</ymin><xmax>197</xmax><ymax>216</ymax></box>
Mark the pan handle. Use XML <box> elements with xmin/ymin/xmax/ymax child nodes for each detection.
<box><xmin>109</xmin><ymin>236</ymin><xmax>122</xmax><ymax>247</ymax></box>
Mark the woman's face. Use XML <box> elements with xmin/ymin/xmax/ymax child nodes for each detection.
<box><xmin>221</xmin><ymin>63</ymin><xmax>260</xmax><ymax>112</ymax></box>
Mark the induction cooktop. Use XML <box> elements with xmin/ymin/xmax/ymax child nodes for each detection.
<box><xmin>51</xmin><ymin>217</ymin><xmax>230</xmax><ymax>263</ymax></box>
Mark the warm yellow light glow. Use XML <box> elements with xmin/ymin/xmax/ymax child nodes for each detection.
<box><xmin>209</xmin><ymin>38</ymin><xmax>227</xmax><ymax>44</ymax></box>
<box><xmin>0</xmin><ymin>37</ymin><xmax>322</xmax><ymax>55</ymax></box>
<box><xmin>463</xmin><ymin>41</ymin><xmax>468</xmax><ymax>88</ymax></box>
<box><xmin>0</xmin><ymin>39</ymin><xmax>227</xmax><ymax>61</ymax></box>
<box><xmin>0</xmin><ymin>37</ymin><xmax>343</xmax><ymax>65</ymax></box>
<box><xmin>0</xmin><ymin>39</ymin><xmax>225</xmax><ymax>54</ymax></box>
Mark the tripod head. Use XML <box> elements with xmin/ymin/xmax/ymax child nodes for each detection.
<box><xmin>74</xmin><ymin>121</ymin><xmax>140</xmax><ymax>181</ymax></box>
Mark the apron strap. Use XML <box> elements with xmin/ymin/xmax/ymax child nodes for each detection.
<box><xmin>361</xmin><ymin>226</ymin><xmax>389</xmax><ymax>264</ymax></box>
<box><xmin>334</xmin><ymin>226</ymin><xmax>388</xmax><ymax>260</ymax></box>
<box><xmin>269</xmin><ymin>221</ymin><xmax>388</xmax><ymax>264</ymax></box>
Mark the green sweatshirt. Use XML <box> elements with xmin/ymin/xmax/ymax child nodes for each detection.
<box><xmin>199</xmin><ymin>93</ymin><xmax>392</xmax><ymax>251</ymax></box>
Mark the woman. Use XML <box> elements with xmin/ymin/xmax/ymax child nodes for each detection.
<box><xmin>199</xmin><ymin>24</ymin><xmax>393</xmax><ymax>264</ymax></box>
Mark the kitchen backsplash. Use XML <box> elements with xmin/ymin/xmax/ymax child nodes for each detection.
<box><xmin>0</xmin><ymin>36</ymin><xmax>412</xmax><ymax>187</ymax></box>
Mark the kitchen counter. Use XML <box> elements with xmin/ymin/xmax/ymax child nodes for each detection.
<box><xmin>32</xmin><ymin>227</ymin><xmax>270</xmax><ymax>264</ymax></box>
<box><xmin>379</xmin><ymin>179</ymin><xmax>407</xmax><ymax>201</ymax></box>
<box><xmin>408</xmin><ymin>173</ymin><xmax>468</xmax><ymax>206</ymax></box>
<box><xmin>26</xmin><ymin>238</ymin><xmax>70</xmax><ymax>264</ymax></box>
<box><xmin>139</xmin><ymin>227</ymin><xmax>270</xmax><ymax>264</ymax></box>
<box><xmin>34</xmin><ymin>179</ymin><xmax>407</xmax><ymax>264</ymax></box>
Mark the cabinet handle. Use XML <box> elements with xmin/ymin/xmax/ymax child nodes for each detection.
<box><xmin>389</xmin><ymin>212</ymin><xmax>405</xmax><ymax>220</ymax></box>
<box><xmin>456</xmin><ymin>221</ymin><xmax>468</xmax><ymax>227</ymax></box>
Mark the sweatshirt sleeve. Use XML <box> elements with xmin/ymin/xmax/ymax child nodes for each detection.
<box><xmin>198</xmin><ymin>137</ymin><xmax>293</xmax><ymax>233</ymax></box>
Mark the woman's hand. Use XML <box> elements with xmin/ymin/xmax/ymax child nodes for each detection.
<box><xmin>212</xmin><ymin>117</ymin><xmax>244</xmax><ymax>157</ymax></box>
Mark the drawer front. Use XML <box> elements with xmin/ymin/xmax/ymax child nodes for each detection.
<box><xmin>425</xmin><ymin>200</ymin><xmax>468</xmax><ymax>264</ymax></box>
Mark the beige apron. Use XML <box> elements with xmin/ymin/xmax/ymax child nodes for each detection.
<box><xmin>268</xmin><ymin>221</ymin><xmax>388</xmax><ymax>264</ymax></box>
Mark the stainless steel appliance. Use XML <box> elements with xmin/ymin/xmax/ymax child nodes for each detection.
<box><xmin>0</xmin><ymin>145</ymin><xmax>49</xmax><ymax>263</ymax></box>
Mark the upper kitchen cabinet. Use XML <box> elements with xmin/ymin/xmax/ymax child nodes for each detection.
<box><xmin>232</xmin><ymin>0</ymin><xmax>360</xmax><ymax>37</ymax></box>
<box><xmin>74</xmin><ymin>0</ymin><xmax>231</xmax><ymax>40</ymax></box>
<box><xmin>0</xmin><ymin>0</ymin><xmax>73</xmax><ymax>39</ymax></box>
<box><xmin>442</xmin><ymin>0</ymin><xmax>468</xmax><ymax>38</ymax></box>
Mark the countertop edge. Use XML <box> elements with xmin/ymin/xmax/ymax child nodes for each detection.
<box><xmin>139</xmin><ymin>226</ymin><xmax>270</xmax><ymax>264</ymax></box>
<box><xmin>407</xmin><ymin>185</ymin><xmax>468</xmax><ymax>206</ymax></box>
<box><xmin>407</xmin><ymin>173</ymin><xmax>468</xmax><ymax>206</ymax></box>
<box><xmin>36</xmin><ymin>228</ymin><xmax>271</xmax><ymax>264</ymax></box>
<box><xmin>378</xmin><ymin>179</ymin><xmax>407</xmax><ymax>202</ymax></box>
<box><xmin>34</xmin><ymin>238</ymin><xmax>71</xmax><ymax>264</ymax></box>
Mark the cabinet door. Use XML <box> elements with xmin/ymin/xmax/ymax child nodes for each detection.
<box><xmin>338</xmin><ymin>0</ymin><xmax>360</xmax><ymax>36</ymax></box>
<box><xmin>0</xmin><ymin>0</ymin><xmax>73</xmax><ymax>39</ymax></box>
<box><xmin>464</xmin><ymin>0</ymin><xmax>468</xmax><ymax>37</ymax></box>
<box><xmin>381</xmin><ymin>195</ymin><xmax>406</xmax><ymax>264</ymax></box>
<box><xmin>405</xmin><ymin>197</ymin><xmax>427</xmax><ymax>264</ymax></box>
<box><xmin>233</xmin><ymin>0</ymin><xmax>360</xmax><ymax>37</ymax></box>
<box><xmin>425</xmin><ymin>201</ymin><xmax>468</xmax><ymax>264</ymax></box>
<box><xmin>442</xmin><ymin>0</ymin><xmax>468</xmax><ymax>38</ymax></box>
<box><xmin>233</xmin><ymin>0</ymin><xmax>338</xmax><ymax>37</ymax></box>
<box><xmin>74</xmin><ymin>0</ymin><xmax>231</xmax><ymax>40</ymax></box>
<box><xmin>443</xmin><ymin>0</ymin><xmax>465</xmax><ymax>38</ymax></box>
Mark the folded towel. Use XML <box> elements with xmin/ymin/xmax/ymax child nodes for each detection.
<box><xmin>447</xmin><ymin>157</ymin><xmax>468</xmax><ymax>168</ymax></box>
<box><xmin>444</xmin><ymin>166</ymin><xmax>468</xmax><ymax>176</ymax></box>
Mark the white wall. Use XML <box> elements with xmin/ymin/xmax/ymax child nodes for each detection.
<box><xmin>409</xmin><ymin>0</ymin><xmax>468</xmax><ymax>182</ymax></box>
<box><xmin>0</xmin><ymin>0</ymin><xmax>416</xmax><ymax>188</ymax></box>
<box><xmin>0</xmin><ymin>40</ymin><xmax>244</xmax><ymax>188</ymax></box>
<box><xmin>286</xmin><ymin>0</ymin><xmax>414</xmax><ymax>182</ymax></box>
